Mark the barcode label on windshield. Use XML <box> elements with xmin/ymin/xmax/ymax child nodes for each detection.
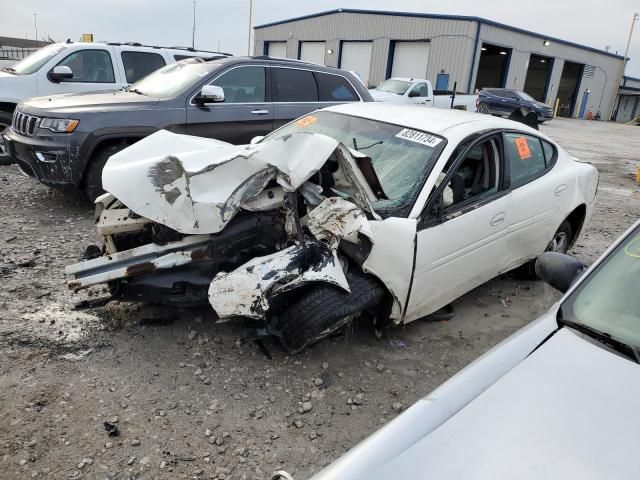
<box><xmin>396</xmin><ymin>129</ymin><xmax>443</xmax><ymax>147</ymax></box>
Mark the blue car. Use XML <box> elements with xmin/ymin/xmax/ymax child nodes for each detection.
<box><xmin>478</xmin><ymin>88</ymin><xmax>553</xmax><ymax>123</ymax></box>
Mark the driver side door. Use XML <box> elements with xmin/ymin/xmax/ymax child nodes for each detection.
<box><xmin>405</xmin><ymin>133</ymin><xmax>512</xmax><ymax>322</ymax></box>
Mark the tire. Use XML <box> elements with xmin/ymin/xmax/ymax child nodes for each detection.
<box><xmin>517</xmin><ymin>220</ymin><xmax>573</xmax><ymax>280</ymax></box>
<box><xmin>82</xmin><ymin>143</ymin><xmax>128</xmax><ymax>202</ymax></box>
<box><xmin>0</xmin><ymin>110</ymin><xmax>12</xmax><ymax>130</ymax></box>
<box><xmin>271</xmin><ymin>270</ymin><xmax>386</xmax><ymax>354</ymax></box>
<box><xmin>478</xmin><ymin>103</ymin><xmax>490</xmax><ymax>114</ymax></box>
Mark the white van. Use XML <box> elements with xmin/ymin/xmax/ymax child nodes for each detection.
<box><xmin>0</xmin><ymin>42</ymin><xmax>229</xmax><ymax>129</ymax></box>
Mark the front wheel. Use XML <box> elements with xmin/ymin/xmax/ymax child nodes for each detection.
<box><xmin>517</xmin><ymin>220</ymin><xmax>573</xmax><ymax>280</ymax></box>
<box><xmin>478</xmin><ymin>102</ymin><xmax>490</xmax><ymax>114</ymax></box>
<box><xmin>82</xmin><ymin>143</ymin><xmax>128</xmax><ymax>202</ymax></box>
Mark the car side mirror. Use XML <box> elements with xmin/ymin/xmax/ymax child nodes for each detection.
<box><xmin>48</xmin><ymin>65</ymin><xmax>73</xmax><ymax>82</ymax></box>
<box><xmin>408</xmin><ymin>90</ymin><xmax>420</xmax><ymax>98</ymax></box>
<box><xmin>197</xmin><ymin>85</ymin><xmax>225</xmax><ymax>104</ymax></box>
<box><xmin>535</xmin><ymin>252</ymin><xmax>585</xmax><ymax>293</ymax></box>
<box><xmin>250</xmin><ymin>136</ymin><xmax>264</xmax><ymax>145</ymax></box>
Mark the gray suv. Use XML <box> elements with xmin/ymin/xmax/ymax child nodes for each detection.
<box><xmin>2</xmin><ymin>56</ymin><xmax>372</xmax><ymax>200</ymax></box>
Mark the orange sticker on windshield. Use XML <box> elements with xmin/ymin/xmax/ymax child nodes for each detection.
<box><xmin>515</xmin><ymin>137</ymin><xmax>531</xmax><ymax>160</ymax></box>
<box><xmin>296</xmin><ymin>115</ymin><xmax>317</xmax><ymax>128</ymax></box>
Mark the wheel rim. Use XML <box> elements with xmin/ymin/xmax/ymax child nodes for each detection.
<box><xmin>547</xmin><ymin>232</ymin><xmax>569</xmax><ymax>253</ymax></box>
<box><xmin>479</xmin><ymin>104</ymin><xmax>488</xmax><ymax>114</ymax></box>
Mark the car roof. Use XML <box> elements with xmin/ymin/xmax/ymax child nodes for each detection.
<box><xmin>388</xmin><ymin>77</ymin><xmax>426</xmax><ymax>82</ymax></box>
<box><xmin>52</xmin><ymin>42</ymin><xmax>228</xmax><ymax>56</ymax></box>
<box><xmin>324</xmin><ymin>103</ymin><xmax>542</xmax><ymax>137</ymax></box>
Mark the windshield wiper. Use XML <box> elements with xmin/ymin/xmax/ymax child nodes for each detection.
<box><xmin>127</xmin><ymin>88</ymin><xmax>146</xmax><ymax>96</ymax></box>
<box><xmin>2</xmin><ymin>67</ymin><xmax>17</xmax><ymax>74</ymax></box>
<box><xmin>557</xmin><ymin>315</ymin><xmax>640</xmax><ymax>364</ymax></box>
<box><xmin>352</xmin><ymin>138</ymin><xmax>383</xmax><ymax>152</ymax></box>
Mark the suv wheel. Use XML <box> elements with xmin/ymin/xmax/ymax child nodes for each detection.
<box><xmin>83</xmin><ymin>143</ymin><xmax>128</xmax><ymax>202</ymax></box>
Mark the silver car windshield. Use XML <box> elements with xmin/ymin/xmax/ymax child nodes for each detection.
<box><xmin>376</xmin><ymin>79</ymin><xmax>412</xmax><ymax>95</ymax></box>
<box><xmin>562</xmin><ymin>223</ymin><xmax>640</xmax><ymax>348</ymax></box>
<box><xmin>10</xmin><ymin>44</ymin><xmax>66</xmax><ymax>75</ymax></box>
<box><xmin>263</xmin><ymin>111</ymin><xmax>445</xmax><ymax>214</ymax></box>
<box><xmin>127</xmin><ymin>60</ymin><xmax>216</xmax><ymax>98</ymax></box>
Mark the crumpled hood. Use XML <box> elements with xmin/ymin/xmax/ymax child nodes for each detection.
<box><xmin>317</xmin><ymin>328</ymin><xmax>640</xmax><ymax>480</ymax></box>
<box><xmin>369</xmin><ymin>89</ymin><xmax>404</xmax><ymax>102</ymax></box>
<box><xmin>103</xmin><ymin>130</ymin><xmax>381</xmax><ymax>234</ymax></box>
<box><xmin>22</xmin><ymin>90</ymin><xmax>159</xmax><ymax>116</ymax></box>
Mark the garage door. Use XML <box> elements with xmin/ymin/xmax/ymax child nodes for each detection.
<box><xmin>340</xmin><ymin>42</ymin><xmax>372</xmax><ymax>86</ymax></box>
<box><xmin>267</xmin><ymin>42</ymin><xmax>287</xmax><ymax>58</ymax></box>
<box><xmin>391</xmin><ymin>41</ymin><xmax>430</xmax><ymax>79</ymax></box>
<box><xmin>299</xmin><ymin>42</ymin><xmax>326</xmax><ymax>65</ymax></box>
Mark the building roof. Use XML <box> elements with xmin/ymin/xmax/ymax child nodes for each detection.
<box><xmin>0</xmin><ymin>36</ymin><xmax>49</xmax><ymax>48</ymax></box>
<box><xmin>255</xmin><ymin>8</ymin><xmax>625</xmax><ymax>61</ymax></box>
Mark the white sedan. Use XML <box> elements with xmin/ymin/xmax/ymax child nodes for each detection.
<box><xmin>299</xmin><ymin>219</ymin><xmax>640</xmax><ymax>480</ymax></box>
<box><xmin>66</xmin><ymin>104</ymin><xmax>598</xmax><ymax>352</ymax></box>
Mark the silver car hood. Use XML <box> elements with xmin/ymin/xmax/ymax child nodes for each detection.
<box><xmin>314</xmin><ymin>327</ymin><xmax>640</xmax><ymax>480</ymax></box>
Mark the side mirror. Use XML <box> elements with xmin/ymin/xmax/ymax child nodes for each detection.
<box><xmin>408</xmin><ymin>90</ymin><xmax>420</xmax><ymax>98</ymax></box>
<box><xmin>535</xmin><ymin>252</ymin><xmax>585</xmax><ymax>293</ymax></box>
<box><xmin>250</xmin><ymin>136</ymin><xmax>264</xmax><ymax>145</ymax></box>
<box><xmin>197</xmin><ymin>85</ymin><xmax>225</xmax><ymax>104</ymax></box>
<box><xmin>48</xmin><ymin>65</ymin><xmax>73</xmax><ymax>82</ymax></box>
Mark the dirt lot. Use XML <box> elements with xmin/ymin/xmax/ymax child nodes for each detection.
<box><xmin>1</xmin><ymin>118</ymin><xmax>638</xmax><ymax>480</ymax></box>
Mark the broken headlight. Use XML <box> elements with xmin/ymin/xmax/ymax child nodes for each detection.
<box><xmin>40</xmin><ymin>118</ymin><xmax>79</xmax><ymax>133</ymax></box>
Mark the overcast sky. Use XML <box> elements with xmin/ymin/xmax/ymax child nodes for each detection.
<box><xmin>4</xmin><ymin>0</ymin><xmax>640</xmax><ymax>77</ymax></box>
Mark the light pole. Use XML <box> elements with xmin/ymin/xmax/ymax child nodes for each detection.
<box><xmin>610</xmin><ymin>12</ymin><xmax>639</xmax><ymax>120</ymax></box>
<box><xmin>34</xmin><ymin>13</ymin><xmax>38</xmax><ymax>41</ymax></box>
<box><xmin>247</xmin><ymin>0</ymin><xmax>253</xmax><ymax>56</ymax></box>
<box><xmin>191</xmin><ymin>1</ymin><xmax>196</xmax><ymax>49</ymax></box>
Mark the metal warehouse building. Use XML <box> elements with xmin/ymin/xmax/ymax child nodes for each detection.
<box><xmin>254</xmin><ymin>8</ymin><xmax>627</xmax><ymax>120</ymax></box>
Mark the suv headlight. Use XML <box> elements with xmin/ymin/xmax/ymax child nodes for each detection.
<box><xmin>40</xmin><ymin>118</ymin><xmax>79</xmax><ymax>133</ymax></box>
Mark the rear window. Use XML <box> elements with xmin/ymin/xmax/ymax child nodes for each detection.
<box><xmin>316</xmin><ymin>72</ymin><xmax>358</xmax><ymax>101</ymax></box>
<box><xmin>121</xmin><ymin>51</ymin><xmax>166</xmax><ymax>83</ymax></box>
<box><xmin>273</xmin><ymin>68</ymin><xmax>318</xmax><ymax>102</ymax></box>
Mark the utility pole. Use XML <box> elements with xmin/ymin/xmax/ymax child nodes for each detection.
<box><xmin>34</xmin><ymin>13</ymin><xmax>38</xmax><ymax>41</ymax></box>
<box><xmin>191</xmin><ymin>1</ymin><xmax>196</xmax><ymax>49</ymax></box>
<box><xmin>610</xmin><ymin>12</ymin><xmax>639</xmax><ymax>120</ymax></box>
<box><xmin>247</xmin><ymin>0</ymin><xmax>253</xmax><ymax>56</ymax></box>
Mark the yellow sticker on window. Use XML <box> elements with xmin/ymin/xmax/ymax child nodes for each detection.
<box><xmin>296</xmin><ymin>115</ymin><xmax>317</xmax><ymax>128</ymax></box>
<box><xmin>515</xmin><ymin>137</ymin><xmax>532</xmax><ymax>160</ymax></box>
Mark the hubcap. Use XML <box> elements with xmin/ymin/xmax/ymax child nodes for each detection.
<box><xmin>479</xmin><ymin>104</ymin><xmax>488</xmax><ymax>113</ymax></box>
<box><xmin>547</xmin><ymin>232</ymin><xmax>569</xmax><ymax>253</ymax></box>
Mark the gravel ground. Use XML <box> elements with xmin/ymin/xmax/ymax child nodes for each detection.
<box><xmin>0</xmin><ymin>118</ymin><xmax>638</xmax><ymax>480</ymax></box>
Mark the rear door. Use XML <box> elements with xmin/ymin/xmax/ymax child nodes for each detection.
<box><xmin>405</xmin><ymin>133</ymin><xmax>512</xmax><ymax>321</ymax></box>
<box><xmin>185</xmin><ymin>64</ymin><xmax>273</xmax><ymax>144</ymax></box>
<box><xmin>501</xmin><ymin>132</ymin><xmax>568</xmax><ymax>267</ymax></box>
<box><xmin>37</xmin><ymin>46</ymin><xmax>124</xmax><ymax>96</ymax></box>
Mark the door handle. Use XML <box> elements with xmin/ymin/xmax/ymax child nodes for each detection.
<box><xmin>555</xmin><ymin>185</ymin><xmax>567</xmax><ymax>196</ymax></box>
<box><xmin>250</xmin><ymin>109</ymin><xmax>269</xmax><ymax>115</ymax></box>
<box><xmin>490</xmin><ymin>212</ymin><xmax>506</xmax><ymax>226</ymax></box>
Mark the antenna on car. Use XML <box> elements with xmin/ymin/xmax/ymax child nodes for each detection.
<box><xmin>508</xmin><ymin>109</ymin><xmax>539</xmax><ymax>130</ymax></box>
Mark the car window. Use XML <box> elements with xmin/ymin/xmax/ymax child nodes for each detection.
<box><xmin>502</xmin><ymin>91</ymin><xmax>519</xmax><ymax>100</ymax></box>
<box><xmin>434</xmin><ymin>137</ymin><xmax>500</xmax><ymax>211</ymax></box>
<box><xmin>56</xmin><ymin>49</ymin><xmax>115</xmax><ymax>83</ymax></box>
<box><xmin>376</xmin><ymin>79</ymin><xmax>412</xmax><ymax>95</ymax></box>
<box><xmin>273</xmin><ymin>68</ymin><xmax>318</xmax><ymax>102</ymax></box>
<box><xmin>121</xmin><ymin>51</ymin><xmax>166</xmax><ymax>83</ymax></box>
<box><xmin>504</xmin><ymin>133</ymin><xmax>546</xmax><ymax>187</ymax></box>
<box><xmin>174</xmin><ymin>54</ymin><xmax>199</xmax><ymax>61</ymax></box>
<box><xmin>316</xmin><ymin>72</ymin><xmax>358</xmax><ymax>101</ymax></box>
<box><xmin>485</xmin><ymin>89</ymin><xmax>501</xmax><ymax>97</ymax></box>
<box><xmin>11</xmin><ymin>44</ymin><xmax>66</xmax><ymax>75</ymax></box>
<box><xmin>212</xmin><ymin>66</ymin><xmax>266</xmax><ymax>103</ymax></box>
<box><xmin>410</xmin><ymin>83</ymin><xmax>430</xmax><ymax>97</ymax></box>
<box><xmin>262</xmin><ymin>111</ymin><xmax>444</xmax><ymax>216</ymax></box>
<box><xmin>562</xmin><ymin>223</ymin><xmax>640</xmax><ymax>349</ymax></box>
<box><xmin>541</xmin><ymin>140</ymin><xmax>555</xmax><ymax>166</ymax></box>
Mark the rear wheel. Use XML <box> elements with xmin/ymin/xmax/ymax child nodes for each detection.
<box><xmin>82</xmin><ymin>143</ymin><xmax>128</xmax><ymax>202</ymax></box>
<box><xmin>270</xmin><ymin>270</ymin><xmax>386</xmax><ymax>354</ymax></box>
<box><xmin>517</xmin><ymin>220</ymin><xmax>573</xmax><ymax>280</ymax></box>
<box><xmin>478</xmin><ymin>103</ymin><xmax>490</xmax><ymax>114</ymax></box>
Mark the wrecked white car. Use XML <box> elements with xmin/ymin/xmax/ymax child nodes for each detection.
<box><xmin>66</xmin><ymin>104</ymin><xmax>598</xmax><ymax>352</ymax></box>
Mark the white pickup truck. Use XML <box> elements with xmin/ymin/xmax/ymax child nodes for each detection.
<box><xmin>370</xmin><ymin>78</ymin><xmax>478</xmax><ymax>112</ymax></box>
<box><xmin>0</xmin><ymin>42</ymin><xmax>228</xmax><ymax>129</ymax></box>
